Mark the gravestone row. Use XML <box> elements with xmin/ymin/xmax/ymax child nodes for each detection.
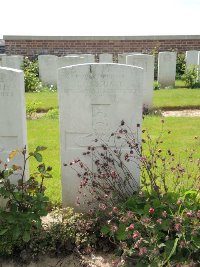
<box><xmin>0</xmin><ymin>63</ymin><xmax>144</xmax><ymax>211</ymax></box>
<box><xmin>1</xmin><ymin>49</ymin><xmax>200</xmax><ymax>210</ymax></box>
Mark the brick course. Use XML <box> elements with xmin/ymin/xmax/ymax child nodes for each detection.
<box><xmin>3</xmin><ymin>36</ymin><xmax>200</xmax><ymax>59</ymax></box>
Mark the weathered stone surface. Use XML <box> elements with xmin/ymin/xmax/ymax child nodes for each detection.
<box><xmin>58</xmin><ymin>63</ymin><xmax>144</xmax><ymax>210</ymax></box>
<box><xmin>118</xmin><ymin>52</ymin><xmax>142</xmax><ymax>64</ymax></box>
<box><xmin>57</xmin><ymin>55</ymin><xmax>94</xmax><ymax>69</ymax></box>
<box><xmin>38</xmin><ymin>55</ymin><xmax>58</xmax><ymax>86</ymax></box>
<box><xmin>158</xmin><ymin>52</ymin><xmax>176</xmax><ymax>88</ymax></box>
<box><xmin>185</xmin><ymin>50</ymin><xmax>200</xmax><ymax>81</ymax></box>
<box><xmin>0</xmin><ymin>54</ymin><xmax>6</xmax><ymax>67</ymax></box>
<box><xmin>1</xmin><ymin>55</ymin><xmax>24</xmax><ymax>70</ymax></box>
<box><xmin>80</xmin><ymin>54</ymin><xmax>95</xmax><ymax>62</ymax></box>
<box><xmin>185</xmin><ymin>50</ymin><xmax>199</xmax><ymax>69</ymax></box>
<box><xmin>0</xmin><ymin>67</ymin><xmax>27</xmax><ymax>185</ymax></box>
<box><xmin>99</xmin><ymin>54</ymin><xmax>113</xmax><ymax>63</ymax></box>
<box><xmin>126</xmin><ymin>54</ymin><xmax>154</xmax><ymax>109</ymax></box>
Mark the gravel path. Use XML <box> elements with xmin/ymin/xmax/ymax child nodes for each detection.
<box><xmin>161</xmin><ymin>109</ymin><xmax>200</xmax><ymax>117</ymax></box>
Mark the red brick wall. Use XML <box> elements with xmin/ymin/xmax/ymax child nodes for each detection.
<box><xmin>4</xmin><ymin>38</ymin><xmax>200</xmax><ymax>59</ymax></box>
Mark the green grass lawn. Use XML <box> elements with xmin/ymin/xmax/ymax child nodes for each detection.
<box><xmin>27</xmin><ymin>116</ymin><xmax>200</xmax><ymax>204</ymax></box>
<box><xmin>26</xmin><ymin>92</ymin><xmax>58</xmax><ymax>112</ymax></box>
<box><xmin>25</xmin><ymin>81</ymin><xmax>200</xmax><ymax>112</ymax></box>
<box><xmin>153</xmin><ymin>88</ymin><xmax>200</xmax><ymax>110</ymax></box>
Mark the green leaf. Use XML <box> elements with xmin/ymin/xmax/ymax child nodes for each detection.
<box><xmin>34</xmin><ymin>152</ymin><xmax>43</xmax><ymax>162</ymax></box>
<box><xmin>0</xmin><ymin>229</ymin><xmax>8</xmax><ymax>235</ymax></box>
<box><xmin>36</xmin><ymin>146</ymin><xmax>47</xmax><ymax>152</ymax></box>
<box><xmin>135</xmin><ymin>262</ymin><xmax>145</xmax><ymax>267</ymax></box>
<box><xmin>152</xmin><ymin>199</ymin><xmax>161</xmax><ymax>208</ymax></box>
<box><xmin>192</xmin><ymin>235</ymin><xmax>200</xmax><ymax>248</ymax></box>
<box><xmin>3</xmin><ymin>168</ymin><xmax>14</xmax><ymax>178</ymax></box>
<box><xmin>23</xmin><ymin>231</ymin><xmax>30</xmax><ymax>242</ymax></box>
<box><xmin>116</xmin><ymin>223</ymin><xmax>127</xmax><ymax>241</ymax></box>
<box><xmin>13</xmin><ymin>226</ymin><xmax>21</xmax><ymax>240</ymax></box>
<box><xmin>163</xmin><ymin>238</ymin><xmax>179</xmax><ymax>265</ymax></box>
<box><xmin>101</xmin><ymin>225</ymin><xmax>110</xmax><ymax>235</ymax></box>
<box><xmin>38</xmin><ymin>163</ymin><xmax>45</xmax><ymax>173</ymax></box>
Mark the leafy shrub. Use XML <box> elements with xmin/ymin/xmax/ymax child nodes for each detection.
<box><xmin>44</xmin><ymin>108</ymin><xmax>59</xmax><ymax>120</ymax></box>
<box><xmin>26</xmin><ymin>101</ymin><xmax>41</xmax><ymax>118</ymax></box>
<box><xmin>99</xmin><ymin>190</ymin><xmax>200</xmax><ymax>266</ymax></box>
<box><xmin>22</xmin><ymin>57</ymin><xmax>41</xmax><ymax>92</ymax></box>
<box><xmin>153</xmin><ymin>81</ymin><xmax>160</xmax><ymax>90</ymax></box>
<box><xmin>0</xmin><ymin>146</ymin><xmax>52</xmax><ymax>256</ymax></box>
<box><xmin>176</xmin><ymin>53</ymin><xmax>186</xmax><ymax>78</ymax></box>
<box><xmin>65</xmin><ymin>121</ymin><xmax>200</xmax><ymax>265</ymax></box>
<box><xmin>21</xmin><ymin>207</ymin><xmax>99</xmax><ymax>261</ymax></box>
<box><xmin>182</xmin><ymin>66</ymin><xmax>199</xmax><ymax>88</ymax></box>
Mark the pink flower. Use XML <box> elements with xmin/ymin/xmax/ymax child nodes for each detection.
<box><xmin>149</xmin><ymin>207</ymin><xmax>155</xmax><ymax>214</ymax></box>
<box><xmin>186</xmin><ymin>210</ymin><xmax>193</xmax><ymax>218</ymax></box>
<box><xmin>174</xmin><ymin>223</ymin><xmax>182</xmax><ymax>232</ymax></box>
<box><xmin>125</xmin><ymin>153</ymin><xmax>129</xmax><ymax>160</ymax></box>
<box><xmin>99</xmin><ymin>203</ymin><xmax>107</xmax><ymax>210</ymax></box>
<box><xmin>132</xmin><ymin>230</ymin><xmax>141</xmax><ymax>240</ymax></box>
<box><xmin>127</xmin><ymin>211</ymin><xmax>134</xmax><ymax>218</ymax></box>
<box><xmin>110</xmin><ymin>170</ymin><xmax>117</xmax><ymax>178</ymax></box>
<box><xmin>196</xmin><ymin>210</ymin><xmax>200</xmax><ymax>219</ymax></box>
<box><xmin>162</xmin><ymin>211</ymin><xmax>167</xmax><ymax>218</ymax></box>
<box><xmin>128</xmin><ymin>224</ymin><xmax>135</xmax><ymax>230</ymax></box>
<box><xmin>111</xmin><ymin>225</ymin><xmax>118</xmax><ymax>233</ymax></box>
<box><xmin>142</xmin><ymin>217</ymin><xmax>150</xmax><ymax>224</ymax></box>
<box><xmin>156</xmin><ymin>218</ymin><xmax>162</xmax><ymax>225</ymax></box>
<box><xmin>112</xmin><ymin>207</ymin><xmax>119</xmax><ymax>213</ymax></box>
<box><xmin>192</xmin><ymin>230</ymin><xmax>197</xmax><ymax>235</ymax></box>
<box><xmin>177</xmin><ymin>199</ymin><xmax>182</xmax><ymax>205</ymax></box>
<box><xmin>138</xmin><ymin>247</ymin><xmax>147</xmax><ymax>256</ymax></box>
<box><xmin>134</xmin><ymin>238</ymin><xmax>143</xmax><ymax>248</ymax></box>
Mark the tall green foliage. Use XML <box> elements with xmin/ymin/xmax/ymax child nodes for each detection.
<box><xmin>22</xmin><ymin>57</ymin><xmax>41</xmax><ymax>92</ymax></box>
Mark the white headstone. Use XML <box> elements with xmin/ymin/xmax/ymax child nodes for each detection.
<box><xmin>38</xmin><ymin>55</ymin><xmax>58</xmax><ymax>86</ymax></box>
<box><xmin>99</xmin><ymin>54</ymin><xmax>113</xmax><ymax>63</ymax></box>
<box><xmin>57</xmin><ymin>56</ymin><xmax>88</xmax><ymax>69</ymax></box>
<box><xmin>118</xmin><ymin>53</ymin><xmax>142</xmax><ymax>64</ymax></box>
<box><xmin>158</xmin><ymin>52</ymin><xmax>177</xmax><ymax>88</ymax></box>
<box><xmin>0</xmin><ymin>54</ymin><xmax>6</xmax><ymax>67</ymax></box>
<box><xmin>126</xmin><ymin>54</ymin><xmax>154</xmax><ymax>110</ymax></box>
<box><xmin>185</xmin><ymin>51</ymin><xmax>200</xmax><ymax>81</ymax></box>
<box><xmin>2</xmin><ymin>55</ymin><xmax>24</xmax><ymax>70</ymax></box>
<box><xmin>0</xmin><ymin>67</ymin><xmax>28</xmax><ymax>184</ymax></box>
<box><xmin>80</xmin><ymin>54</ymin><xmax>96</xmax><ymax>63</ymax></box>
<box><xmin>185</xmin><ymin>50</ymin><xmax>199</xmax><ymax>69</ymax></box>
<box><xmin>58</xmin><ymin>63</ymin><xmax>144</xmax><ymax>210</ymax></box>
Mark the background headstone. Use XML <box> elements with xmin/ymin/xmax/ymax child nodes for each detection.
<box><xmin>99</xmin><ymin>54</ymin><xmax>113</xmax><ymax>63</ymax></box>
<box><xmin>126</xmin><ymin>54</ymin><xmax>154</xmax><ymax>110</ymax></box>
<box><xmin>185</xmin><ymin>50</ymin><xmax>200</xmax><ymax>81</ymax></box>
<box><xmin>57</xmin><ymin>55</ymin><xmax>93</xmax><ymax>69</ymax></box>
<box><xmin>185</xmin><ymin>50</ymin><xmax>199</xmax><ymax>69</ymax></box>
<box><xmin>158</xmin><ymin>52</ymin><xmax>177</xmax><ymax>88</ymax></box>
<box><xmin>0</xmin><ymin>67</ymin><xmax>28</xmax><ymax>185</ymax></box>
<box><xmin>0</xmin><ymin>54</ymin><xmax>6</xmax><ymax>67</ymax></box>
<box><xmin>80</xmin><ymin>54</ymin><xmax>96</xmax><ymax>63</ymax></box>
<box><xmin>58</xmin><ymin>63</ymin><xmax>144</xmax><ymax>210</ymax></box>
<box><xmin>1</xmin><ymin>55</ymin><xmax>24</xmax><ymax>70</ymax></box>
<box><xmin>38</xmin><ymin>55</ymin><xmax>58</xmax><ymax>86</ymax></box>
<box><xmin>118</xmin><ymin>52</ymin><xmax>142</xmax><ymax>64</ymax></box>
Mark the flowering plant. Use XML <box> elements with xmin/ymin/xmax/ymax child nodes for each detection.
<box><xmin>65</xmin><ymin>121</ymin><xmax>200</xmax><ymax>265</ymax></box>
<box><xmin>99</xmin><ymin>190</ymin><xmax>200</xmax><ymax>266</ymax></box>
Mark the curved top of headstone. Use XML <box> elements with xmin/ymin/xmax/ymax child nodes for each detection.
<box><xmin>58</xmin><ymin>63</ymin><xmax>143</xmax><ymax>93</ymax></box>
<box><xmin>0</xmin><ymin>66</ymin><xmax>23</xmax><ymax>73</ymax></box>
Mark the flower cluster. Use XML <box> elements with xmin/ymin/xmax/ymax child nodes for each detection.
<box><xmin>99</xmin><ymin>190</ymin><xmax>200</xmax><ymax>266</ymax></box>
